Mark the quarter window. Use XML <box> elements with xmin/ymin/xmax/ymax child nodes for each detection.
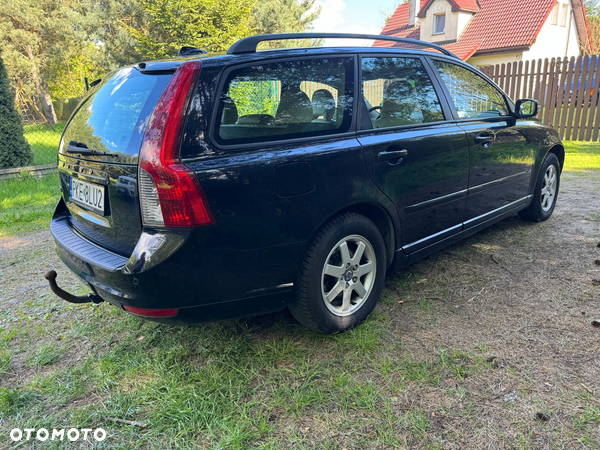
<box><xmin>215</xmin><ymin>57</ymin><xmax>353</xmax><ymax>145</ymax></box>
<box><xmin>361</xmin><ymin>57</ymin><xmax>445</xmax><ymax>130</ymax></box>
<box><xmin>433</xmin><ymin>61</ymin><xmax>508</xmax><ymax>119</ymax></box>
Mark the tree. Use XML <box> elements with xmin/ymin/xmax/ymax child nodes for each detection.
<box><xmin>586</xmin><ymin>0</ymin><xmax>600</xmax><ymax>17</ymax></box>
<box><xmin>252</xmin><ymin>0</ymin><xmax>321</xmax><ymax>49</ymax></box>
<box><xmin>586</xmin><ymin>0</ymin><xmax>600</xmax><ymax>54</ymax></box>
<box><xmin>0</xmin><ymin>1</ymin><xmax>74</xmax><ymax>124</ymax></box>
<box><xmin>48</xmin><ymin>0</ymin><xmax>148</xmax><ymax>98</ymax></box>
<box><xmin>64</xmin><ymin>0</ymin><xmax>146</xmax><ymax>70</ymax></box>
<box><xmin>0</xmin><ymin>49</ymin><xmax>33</xmax><ymax>169</ymax></box>
<box><xmin>124</xmin><ymin>0</ymin><xmax>257</xmax><ymax>59</ymax></box>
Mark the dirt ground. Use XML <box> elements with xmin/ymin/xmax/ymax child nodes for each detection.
<box><xmin>1</xmin><ymin>170</ymin><xmax>599</xmax><ymax>449</ymax></box>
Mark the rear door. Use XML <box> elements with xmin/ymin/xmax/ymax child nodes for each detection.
<box><xmin>58</xmin><ymin>66</ymin><xmax>173</xmax><ymax>254</ymax></box>
<box><xmin>357</xmin><ymin>55</ymin><xmax>470</xmax><ymax>251</ymax></box>
<box><xmin>430</xmin><ymin>59</ymin><xmax>536</xmax><ymax>223</ymax></box>
<box><xmin>184</xmin><ymin>55</ymin><xmax>364</xmax><ymax>251</ymax></box>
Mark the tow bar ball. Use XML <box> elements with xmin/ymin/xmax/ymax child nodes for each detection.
<box><xmin>44</xmin><ymin>270</ymin><xmax>103</xmax><ymax>304</ymax></box>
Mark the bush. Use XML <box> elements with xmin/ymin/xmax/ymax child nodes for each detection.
<box><xmin>0</xmin><ymin>50</ymin><xmax>34</xmax><ymax>169</ymax></box>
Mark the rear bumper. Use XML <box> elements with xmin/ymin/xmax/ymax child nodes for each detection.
<box><xmin>51</xmin><ymin>215</ymin><xmax>129</xmax><ymax>272</ymax></box>
<box><xmin>49</xmin><ymin>200</ymin><xmax>302</xmax><ymax>321</ymax></box>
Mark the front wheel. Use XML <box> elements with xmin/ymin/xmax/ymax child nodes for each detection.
<box><xmin>289</xmin><ymin>213</ymin><xmax>387</xmax><ymax>334</ymax></box>
<box><xmin>519</xmin><ymin>152</ymin><xmax>561</xmax><ymax>222</ymax></box>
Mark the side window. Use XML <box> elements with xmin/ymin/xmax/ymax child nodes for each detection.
<box><xmin>433</xmin><ymin>61</ymin><xmax>508</xmax><ymax>119</ymax></box>
<box><xmin>215</xmin><ymin>57</ymin><xmax>353</xmax><ymax>145</ymax></box>
<box><xmin>361</xmin><ymin>57</ymin><xmax>444</xmax><ymax>130</ymax></box>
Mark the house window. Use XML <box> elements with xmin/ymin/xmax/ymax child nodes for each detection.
<box><xmin>561</xmin><ymin>4</ymin><xmax>569</xmax><ymax>27</ymax></box>
<box><xmin>551</xmin><ymin>2</ymin><xmax>559</xmax><ymax>25</ymax></box>
<box><xmin>433</xmin><ymin>14</ymin><xmax>446</xmax><ymax>34</ymax></box>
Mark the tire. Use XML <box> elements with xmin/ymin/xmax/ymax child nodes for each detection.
<box><xmin>289</xmin><ymin>212</ymin><xmax>387</xmax><ymax>334</ymax></box>
<box><xmin>519</xmin><ymin>152</ymin><xmax>561</xmax><ymax>222</ymax></box>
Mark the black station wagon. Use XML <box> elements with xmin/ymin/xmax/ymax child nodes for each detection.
<box><xmin>46</xmin><ymin>33</ymin><xmax>564</xmax><ymax>333</ymax></box>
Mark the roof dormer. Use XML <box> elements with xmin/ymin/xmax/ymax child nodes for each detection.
<box><xmin>416</xmin><ymin>0</ymin><xmax>479</xmax><ymax>43</ymax></box>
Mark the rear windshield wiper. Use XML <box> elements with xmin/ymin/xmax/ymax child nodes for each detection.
<box><xmin>65</xmin><ymin>141</ymin><xmax>117</xmax><ymax>157</ymax></box>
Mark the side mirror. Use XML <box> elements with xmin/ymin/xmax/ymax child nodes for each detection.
<box><xmin>515</xmin><ymin>99</ymin><xmax>538</xmax><ymax>118</ymax></box>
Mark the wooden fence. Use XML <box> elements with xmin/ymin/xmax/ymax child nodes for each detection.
<box><xmin>479</xmin><ymin>55</ymin><xmax>600</xmax><ymax>142</ymax></box>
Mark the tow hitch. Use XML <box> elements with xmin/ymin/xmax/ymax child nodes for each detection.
<box><xmin>44</xmin><ymin>270</ymin><xmax>104</xmax><ymax>304</ymax></box>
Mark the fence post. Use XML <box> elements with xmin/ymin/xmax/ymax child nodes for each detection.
<box><xmin>523</xmin><ymin>60</ymin><xmax>530</xmax><ymax>98</ymax></box>
<box><xmin>559</xmin><ymin>57</ymin><xmax>576</xmax><ymax>139</ymax></box>
<box><xmin>579</xmin><ymin>56</ymin><xmax>596</xmax><ymax>141</ymax></box>
<box><xmin>544</xmin><ymin>58</ymin><xmax>558</xmax><ymax>127</ymax></box>
<box><xmin>584</xmin><ymin>61</ymin><xmax>600</xmax><ymax>141</ymax></box>
<box><xmin>505</xmin><ymin>62</ymin><xmax>512</xmax><ymax>95</ymax></box>
<box><xmin>509</xmin><ymin>61</ymin><xmax>517</xmax><ymax>100</ymax></box>
<box><xmin>500</xmin><ymin>63</ymin><xmax>506</xmax><ymax>92</ymax></box>
<box><xmin>566</xmin><ymin>56</ymin><xmax>583</xmax><ymax>141</ymax></box>
<box><xmin>514</xmin><ymin>61</ymin><xmax>523</xmax><ymax>101</ymax></box>
<box><xmin>591</xmin><ymin>58</ymin><xmax>600</xmax><ymax>141</ymax></box>
<box><xmin>573</xmin><ymin>55</ymin><xmax>590</xmax><ymax>140</ymax></box>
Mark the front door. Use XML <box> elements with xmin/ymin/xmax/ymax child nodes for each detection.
<box><xmin>358</xmin><ymin>56</ymin><xmax>470</xmax><ymax>251</ymax></box>
<box><xmin>431</xmin><ymin>60</ymin><xmax>537</xmax><ymax>223</ymax></box>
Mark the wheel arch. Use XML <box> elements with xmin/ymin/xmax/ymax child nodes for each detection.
<box><xmin>547</xmin><ymin>144</ymin><xmax>565</xmax><ymax>171</ymax></box>
<box><xmin>319</xmin><ymin>202</ymin><xmax>397</xmax><ymax>270</ymax></box>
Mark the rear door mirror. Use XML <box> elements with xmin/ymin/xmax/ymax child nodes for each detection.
<box><xmin>515</xmin><ymin>99</ymin><xmax>538</xmax><ymax>118</ymax></box>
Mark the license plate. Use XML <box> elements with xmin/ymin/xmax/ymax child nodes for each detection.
<box><xmin>70</xmin><ymin>178</ymin><xmax>105</xmax><ymax>215</ymax></box>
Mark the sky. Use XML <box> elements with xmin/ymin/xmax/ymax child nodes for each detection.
<box><xmin>311</xmin><ymin>0</ymin><xmax>399</xmax><ymax>46</ymax></box>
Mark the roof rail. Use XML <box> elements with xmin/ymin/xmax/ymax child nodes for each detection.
<box><xmin>226</xmin><ymin>33</ymin><xmax>458</xmax><ymax>59</ymax></box>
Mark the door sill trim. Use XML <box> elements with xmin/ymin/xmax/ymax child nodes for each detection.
<box><xmin>464</xmin><ymin>195</ymin><xmax>531</xmax><ymax>229</ymax></box>
<box><xmin>399</xmin><ymin>195</ymin><xmax>531</xmax><ymax>257</ymax></box>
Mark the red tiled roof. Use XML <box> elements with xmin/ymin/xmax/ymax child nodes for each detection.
<box><xmin>450</xmin><ymin>0</ymin><xmax>556</xmax><ymax>55</ymax></box>
<box><xmin>418</xmin><ymin>0</ymin><xmax>480</xmax><ymax>17</ymax></box>
<box><xmin>373</xmin><ymin>3</ymin><xmax>420</xmax><ymax>47</ymax></box>
<box><xmin>443</xmin><ymin>40</ymin><xmax>483</xmax><ymax>60</ymax></box>
<box><xmin>376</xmin><ymin>0</ymin><xmax>584</xmax><ymax>60</ymax></box>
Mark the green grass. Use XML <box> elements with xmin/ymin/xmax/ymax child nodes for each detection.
<box><xmin>23</xmin><ymin>122</ymin><xmax>65</xmax><ymax>166</ymax></box>
<box><xmin>1</xmin><ymin>163</ymin><xmax>600</xmax><ymax>448</ymax></box>
<box><xmin>0</xmin><ymin>302</ymin><xmax>493</xmax><ymax>448</ymax></box>
<box><xmin>26</xmin><ymin>342</ymin><xmax>66</xmax><ymax>368</ymax></box>
<box><xmin>0</xmin><ymin>173</ymin><xmax>61</xmax><ymax>236</ymax></box>
<box><xmin>563</xmin><ymin>140</ymin><xmax>600</xmax><ymax>171</ymax></box>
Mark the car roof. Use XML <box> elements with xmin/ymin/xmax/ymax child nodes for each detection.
<box><xmin>136</xmin><ymin>32</ymin><xmax>462</xmax><ymax>71</ymax></box>
<box><xmin>140</xmin><ymin>45</ymin><xmax>461</xmax><ymax>72</ymax></box>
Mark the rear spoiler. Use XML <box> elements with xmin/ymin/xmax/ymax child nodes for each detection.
<box><xmin>136</xmin><ymin>61</ymin><xmax>181</xmax><ymax>74</ymax></box>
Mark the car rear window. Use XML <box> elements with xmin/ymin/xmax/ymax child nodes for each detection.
<box><xmin>62</xmin><ymin>67</ymin><xmax>172</xmax><ymax>159</ymax></box>
<box><xmin>214</xmin><ymin>57</ymin><xmax>354</xmax><ymax>146</ymax></box>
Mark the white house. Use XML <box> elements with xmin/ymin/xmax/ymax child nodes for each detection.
<box><xmin>376</xmin><ymin>0</ymin><xmax>593</xmax><ymax>66</ymax></box>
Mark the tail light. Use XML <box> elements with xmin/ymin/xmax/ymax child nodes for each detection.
<box><xmin>138</xmin><ymin>61</ymin><xmax>216</xmax><ymax>228</ymax></box>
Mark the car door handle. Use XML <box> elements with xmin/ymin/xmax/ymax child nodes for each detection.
<box><xmin>378</xmin><ymin>149</ymin><xmax>408</xmax><ymax>162</ymax></box>
<box><xmin>475</xmin><ymin>133</ymin><xmax>495</xmax><ymax>148</ymax></box>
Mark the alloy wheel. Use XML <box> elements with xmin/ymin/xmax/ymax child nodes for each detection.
<box><xmin>320</xmin><ymin>235</ymin><xmax>377</xmax><ymax>317</ymax></box>
<box><xmin>541</xmin><ymin>164</ymin><xmax>557</xmax><ymax>212</ymax></box>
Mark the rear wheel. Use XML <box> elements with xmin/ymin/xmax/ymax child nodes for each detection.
<box><xmin>289</xmin><ymin>213</ymin><xmax>387</xmax><ymax>334</ymax></box>
<box><xmin>519</xmin><ymin>152</ymin><xmax>561</xmax><ymax>222</ymax></box>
